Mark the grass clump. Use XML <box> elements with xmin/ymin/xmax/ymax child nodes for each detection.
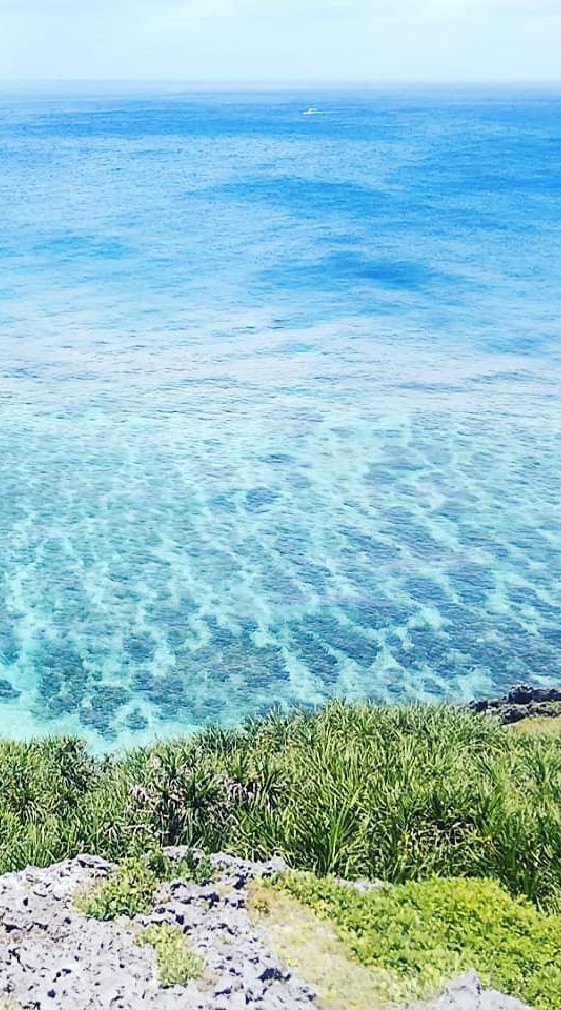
<box><xmin>75</xmin><ymin>849</ymin><xmax>213</xmax><ymax>920</ymax></box>
<box><xmin>276</xmin><ymin>872</ymin><xmax>561</xmax><ymax>1010</ymax></box>
<box><xmin>136</xmin><ymin>924</ymin><xmax>205</xmax><ymax>986</ymax></box>
<box><xmin>3</xmin><ymin>703</ymin><xmax>561</xmax><ymax>906</ymax></box>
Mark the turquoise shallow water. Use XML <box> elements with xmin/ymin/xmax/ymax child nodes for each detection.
<box><xmin>0</xmin><ymin>86</ymin><xmax>560</xmax><ymax>749</ymax></box>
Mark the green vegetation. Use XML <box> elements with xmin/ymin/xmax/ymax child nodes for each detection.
<box><xmin>75</xmin><ymin>856</ymin><xmax>158</xmax><ymax>920</ymax></box>
<box><xmin>274</xmin><ymin>873</ymin><xmax>561</xmax><ymax>1010</ymax></box>
<box><xmin>75</xmin><ymin>850</ymin><xmax>214</xmax><ymax>920</ymax></box>
<box><xmin>136</xmin><ymin>924</ymin><xmax>205</xmax><ymax>986</ymax></box>
<box><xmin>2</xmin><ymin>703</ymin><xmax>561</xmax><ymax>907</ymax></box>
<box><xmin>511</xmin><ymin>714</ymin><xmax>561</xmax><ymax>737</ymax></box>
<box><xmin>250</xmin><ymin>883</ymin><xmax>405</xmax><ymax>1010</ymax></box>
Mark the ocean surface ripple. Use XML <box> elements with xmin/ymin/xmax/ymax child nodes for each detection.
<box><xmin>0</xmin><ymin>86</ymin><xmax>560</xmax><ymax>748</ymax></box>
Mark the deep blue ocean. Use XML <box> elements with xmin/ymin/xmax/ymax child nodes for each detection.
<box><xmin>0</xmin><ymin>86</ymin><xmax>560</xmax><ymax>749</ymax></box>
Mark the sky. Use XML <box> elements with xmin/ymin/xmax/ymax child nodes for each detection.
<box><xmin>1</xmin><ymin>0</ymin><xmax>561</xmax><ymax>83</ymax></box>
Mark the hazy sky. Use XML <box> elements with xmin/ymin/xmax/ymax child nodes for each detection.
<box><xmin>1</xmin><ymin>0</ymin><xmax>561</xmax><ymax>82</ymax></box>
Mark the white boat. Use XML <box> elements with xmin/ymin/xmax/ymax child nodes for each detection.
<box><xmin>303</xmin><ymin>107</ymin><xmax>321</xmax><ymax>116</ymax></box>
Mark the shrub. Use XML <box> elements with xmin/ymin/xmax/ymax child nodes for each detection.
<box><xmin>277</xmin><ymin>872</ymin><xmax>561</xmax><ymax>1010</ymax></box>
<box><xmin>75</xmin><ymin>856</ymin><xmax>158</xmax><ymax>920</ymax></box>
<box><xmin>171</xmin><ymin>849</ymin><xmax>214</xmax><ymax>886</ymax></box>
<box><xmin>136</xmin><ymin>924</ymin><xmax>205</xmax><ymax>985</ymax></box>
<box><xmin>2</xmin><ymin>703</ymin><xmax>561</xmax><ymax>906</ymax></box>
<box><xmin>75</xmin><ymin>849</ymin><xmax>214</xmax><ymax>920</ymax></box>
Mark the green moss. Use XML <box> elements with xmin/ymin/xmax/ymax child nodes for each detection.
<box><xmin>277</xmin><ymin>872</ymin><xmax>561</xmax><ymax>1010</ymax></box>
<box><xmin>136</xmin><ymin>924</ymin><xmax>205</xmax><ymax>986</ymax></box>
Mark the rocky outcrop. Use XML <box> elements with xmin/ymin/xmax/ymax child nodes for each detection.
<box><xmin>469</xmin><ymin>684</ymin><xmax>561</xmax><ymax>725</ymax></box>
<box><xmin>0</xmin><ymin>851</ymin><xmax>315</xmax><ymax>1010</ymax></box>
<box><xmin>409</xmin><ymin>971</ymin><xmax>531</xmax><ymax>1009</ymax></box>
<box><xmin>0</xmin><ymin>852</ymin><xmax>533</xmax><ymax>1010</ymax></box>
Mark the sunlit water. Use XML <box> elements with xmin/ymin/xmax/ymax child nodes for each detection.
<box><xmin>0</xmin><ymin>86</ymin><xmax>560</xmax><ymax>750</ymax></box>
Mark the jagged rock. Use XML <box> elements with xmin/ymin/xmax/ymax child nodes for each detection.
<box><xmin>468</xmin><ymin>683</ymin><xmax>561</xmax><ymax>725</ymax></box>
<box><xmin>74</xmin><ymin>854</ymin><xmax>113</xmax><ymax>873</ymax></box>
<box><xmin>0</xmin><ymin>853</ymin><xmax>316</xmax><ymax>1009</ymax></box>
<box><xmin>0</xmin><ymin>854</ymin><xmax>534</xmax><ymax>1010</ymax></box>
<box><xmin>409</xmin><ymin>972</ymin><xmax>532</xmax><ymax>1009</ymax></box>
<box><xmin>508</xmin><ymin>685</ymin><xmax>561</xmax><ymax>706</ymax></box>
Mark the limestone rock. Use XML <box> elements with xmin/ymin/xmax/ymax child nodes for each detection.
<box><xmin>409</xmin><ymin>972</ymin><xmax>532</xmax><ymax>1010</ymax></box>
<box><xmin>0</xmin><ymin>855</ymin><xmax>534</xmax><ymax>1010</ymax></box>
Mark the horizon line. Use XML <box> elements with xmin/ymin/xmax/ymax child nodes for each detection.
<box><xmin>2</xmin><ymin>78</ymin><xmax>561</xmax><ymax>87</ymax></box>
